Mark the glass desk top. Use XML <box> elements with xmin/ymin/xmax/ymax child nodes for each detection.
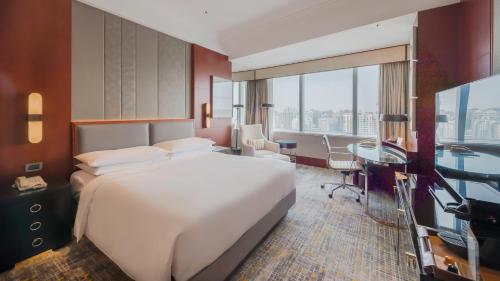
<box><xmin>347</xmin><ymin>143</ymin><xmax>409</xmax><ymax>165</ymax></box>
<box><xmin>436</xmin><ymin>149</ymin><xmax>500</xmax><ymax>177</ymax></box>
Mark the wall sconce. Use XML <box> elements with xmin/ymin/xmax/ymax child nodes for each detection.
<box><xmin>28</xmin><ymin>92</ymin><xmax>43</xmax><ymax>143</ymax></box>
<box><xmin>202</xmin><ymin>103</ymin><xmax>211</xmax><ymax>128</ymax></box>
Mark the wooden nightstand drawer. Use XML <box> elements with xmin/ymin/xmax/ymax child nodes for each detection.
<box><xmin>0</xmin><ymin>181</ymin><xmax>75</xmax><ymax>272</ymax></box>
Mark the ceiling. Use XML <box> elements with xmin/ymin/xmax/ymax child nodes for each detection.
<box><xmin>78</xmin><ymin>0</ymin><xmax>458</xmax><ymax>69</ymax></box>
<box><xmin>232</xmin><ymin>13</ymin><xmax>417</xmax><ymax>72</ymax></box>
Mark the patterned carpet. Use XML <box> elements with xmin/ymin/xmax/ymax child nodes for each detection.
<box><xmin>0</xmin><ymin>165</ymin><xmax>417</xmax><ymax>281</ymax></box>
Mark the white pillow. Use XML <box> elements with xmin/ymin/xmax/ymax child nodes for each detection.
<box><xmin>76</xmin><ymin>158</ymin><xmax>165</xmax><ymax>176</ymax></box>
<box><xmin>168</xmin><ymin>146</ymin><xmax>215</xmax><ymax>160</ymax></box>
<box><xmin>248</xmin><ymin>139</ymin><xmax>265</xmax><ymax>150</ymax></box>
<box><xmin>154</xmin><ymin>137</ymin><xmax>215</xmax><ymax>153</ymax></box>
<box><xmin>75</xmin><ymin>146</ymin><xmax>168</xmax><ymax>168</ymax></box>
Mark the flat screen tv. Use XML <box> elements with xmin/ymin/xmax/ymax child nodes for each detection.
<box><xmin>435</xmin><ymin>74</ymin><xmax>500</xmax><ymax>181</ymax></box>
<box><xmin>434</xmin><ymin>75</ymin><xmax>500</xmax><ymax>271</ymax></box>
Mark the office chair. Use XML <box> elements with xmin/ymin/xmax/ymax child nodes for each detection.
<box><xmin>320</xmin><ymin>135</ymin><xmax>363</xmax><ymax>202</ymax></box>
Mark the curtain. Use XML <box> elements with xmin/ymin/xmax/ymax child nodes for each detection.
<box><xmin>245</xmin><ymin>80</ymin><xmax>257</xmax><ymax>125</ymax></box>
<box><xmin>245</xmin><ymin>79</ymin><xmax>273</xmax><ymax>137</ymax></box>
<box><xmin>378</xmin><ymin>61</ymin><xmax>409</xmax><ymax>141</ymax></box>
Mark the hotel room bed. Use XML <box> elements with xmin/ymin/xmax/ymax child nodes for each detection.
<box><xmin>71</xmin><ymin>120</ymin><xmax>296</xmax><ymax>281</ymax></box>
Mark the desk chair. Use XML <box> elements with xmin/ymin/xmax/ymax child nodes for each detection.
<box><xmin>320</xmin><ymin>135</ymin><xmax>363</xmax><ymax>202</ymax></box>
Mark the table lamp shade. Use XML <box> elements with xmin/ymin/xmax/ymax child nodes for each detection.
<box><xmin>233</xmin><ymin>104</ymin><xmax>244</xmax><ymax>108</ymax></box>
<box><xmin>262</xmin><ymin>103</ymin><xmax>274</xmax><ymax>108</ymax></box>
<box><xmin>379</xmin><ymin>114</ymin><xmax>408</xmax><ymax>122</ymax></box>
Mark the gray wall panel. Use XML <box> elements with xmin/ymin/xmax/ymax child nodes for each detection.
<box><xmin>158</xmin><ymin>34</ymin><xmax>186</xmax><ymax>118</ymax></box>
<box><xmin>104</xmin><ymin>13</ymin><xmax>122</xmax><ymax>119</ymax></box>
<box><xmin>136</xmin><ymin>25</ymin><xmax>159</xmax><ymax>119</ymax></box>
<box><xmin>71</xmin><ymin>2</ymin><xmax>104</xmax><ymax>120</ymax></box>
<box><xmin>72</xmin><ymin>1</ymin><xmax>192</xmax><ymax>121</ymax></box>
<box><xmin>121</xmin><ymin>19</ymin><xmax>137</xmax><ymax>119</ymax></box>
<box><xmin>185</xmin><ymin>43</ymin><xmax>192</xmax><ymax>118</ymax></box>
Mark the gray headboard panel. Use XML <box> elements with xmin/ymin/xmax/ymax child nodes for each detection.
<box><xmin>76</xmin><ymin>123</ymin><xmax>149</xmax><ymax>154</ymax></box>
<box><xmin>150</xmin><ymin>120</ymin><xmax>195</xmax><ymax>144</ymax></box>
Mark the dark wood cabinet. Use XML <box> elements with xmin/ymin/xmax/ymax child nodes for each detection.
<box><xmin>0</xmin><ymin>180</ymin><xmax>75</xmax><ymax>272</ymax></box>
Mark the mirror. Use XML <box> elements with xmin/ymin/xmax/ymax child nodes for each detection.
<box><xmin>211</xmin><ymin>76</ymin><xmax>233</xmax><ymax>118</ymax></box>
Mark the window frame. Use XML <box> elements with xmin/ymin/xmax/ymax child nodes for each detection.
<box><xmin>272</xmin><ymin>65</ymin><xmax>379</xmax><ymax>137</ymax></box>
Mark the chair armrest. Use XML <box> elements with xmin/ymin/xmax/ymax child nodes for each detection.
<box><xmin>264</xmin><ymin>140</ymin><xmax>280</xmax><ymax>153</ymax></box>
<box><xmin>241</xmin><ymin>141</ymin><xmax>256</xmax><ymax>156</ymax></box>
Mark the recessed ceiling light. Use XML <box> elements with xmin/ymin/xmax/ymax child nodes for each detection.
<box><xmin>204</xmin><ymin>10</ymin><xmax>208</xmax><ymax>15</ymax></box>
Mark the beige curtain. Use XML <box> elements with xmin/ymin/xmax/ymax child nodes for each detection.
<box><xmin>245</xmin><ymin>80</ymin><xmax>257</xmax><ymax>125</ymax></box>
<box><xmin>245</xmin><ymin>79</ymin><xmax>272</xmax><ymax>138</ymax></box>
<box><xmin>378</xmin><ymin>61</ymin><xmax>409</xmax><ymax>141</ymax></box>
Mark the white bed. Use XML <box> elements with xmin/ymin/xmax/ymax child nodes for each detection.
<box><xmin>70</xmin><ymin>170</ymin><xmax>96</xmax><ymax>197</ymax></box>
<box><xmin>71</xmin><ymin>120</ymin><xmax>296</xmax><ymax>281</ymax></box>
<box><xmin>74</xmin><ymin>153</ymin><xmax>294</xmax><ymax>281</ymax></box>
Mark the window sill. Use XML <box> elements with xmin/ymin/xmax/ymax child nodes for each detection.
<box><xmin>273</xmin><ymin>130</ymin><xmax>376</xmax><ymax>139</ymax></box>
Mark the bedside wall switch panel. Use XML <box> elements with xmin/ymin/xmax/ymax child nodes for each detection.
<box><xmin>25</xmin><ymin>162</ymin><xmax>43</xmax><ymax>173</ymax></box>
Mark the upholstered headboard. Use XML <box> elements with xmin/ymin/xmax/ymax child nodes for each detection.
<box><xmin>149</xmin><ymin>120</ymin><xmax>195</xmax><ymax>144</ymax></box>
<box><xmin>72</xmin><ymin>119</ymin><xmax>195</xmax><ymax>155</ymax></box>
<box><xmin>74</xmin><ymin>123</ymin><xmax>149</xmax><ymax>154</ymax></box>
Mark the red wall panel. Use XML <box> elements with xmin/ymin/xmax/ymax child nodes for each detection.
<box><xmin>191</xmin><ymin>44</ymin><xmax>232</xmax><ymax>146</ymax></box>
<box><xmin>0</xmin><ymin>0</ymin><xmax>71</xmax><ymax>186</ymax></box>
<box><xmin>415</xmin><ymin>0</ymin><xmax>492</xmax><ymax>226</ymax></box>
<box><xmin>416</xmin><ymin>1</ymin><xmax>492</xmax><ymax>176</ymax></box>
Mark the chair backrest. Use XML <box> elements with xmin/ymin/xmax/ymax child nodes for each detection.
<box><xmin>322</xmin><ymin>135</ymin><xmax>334</xmax><ymax>167</ymax></box>
<box><xmin>240</xmin><ymin>124</ymin><xmax>266</xmax><ymax>143</ymax></box>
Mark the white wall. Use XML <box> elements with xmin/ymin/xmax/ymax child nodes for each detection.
<box><xmin>272</xmin><ymin>131</ymin><xmax>370</xmax><ymax>161</ymax></box>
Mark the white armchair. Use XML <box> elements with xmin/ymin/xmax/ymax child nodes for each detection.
<box><xmin>240</xmin><ymin>124</ymin><xmax>289</xmax><ymax>161</ymax></box>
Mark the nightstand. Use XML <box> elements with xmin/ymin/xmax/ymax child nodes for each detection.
<box><xmin>0</xmin><ymin>180</ymin><xmax>75</xmax><ymax>272</ymax></box>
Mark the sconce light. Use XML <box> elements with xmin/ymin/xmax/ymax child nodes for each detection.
<box><xmin>28</xmin><ymin>92</ymin><xmax>43</xmax><ymax>143</ymax></box>
<box><xmin>202</xmin><ymin>103</ymin><xmax>211</xmax><ymax>128</ymax></box>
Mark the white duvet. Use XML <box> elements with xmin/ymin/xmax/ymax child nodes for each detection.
<box><xmin>74</xmin><ymin>152</ymin><xmax>295</xmax><ymax>281</ymax></box>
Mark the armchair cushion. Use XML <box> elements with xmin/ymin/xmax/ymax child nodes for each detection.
<box><xmin>247</xmin><ymin>138</ymin><xmax>265</xmax><ymax>150</ymax></box>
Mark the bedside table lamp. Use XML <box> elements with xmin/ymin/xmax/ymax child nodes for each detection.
<box><xmin>261</xmin><ymin>103</ymin><xmax>274</xmax><ymax>139</ymax></box>
<box><xmin>233</xmin><ymin>104</ymin><xmax>244</xmax><ymax>151</ymax></box>
<box><xmin>379</xmin><ymin>114</ymin><xmax>408</xmax><ymax>144</ymax></box>
<box><xmin>28</xmin><ymin>92</ymin><xmax>43</xmax><ymax>143</ymax></box>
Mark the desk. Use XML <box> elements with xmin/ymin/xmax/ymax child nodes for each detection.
<box><xmin>348</xmin><ymin>143</ymin><xmax>409</xmax><ymax>226</ymax></box>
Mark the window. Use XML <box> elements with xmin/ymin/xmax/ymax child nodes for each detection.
<box><xmin>273</xmin><ymin>75</ymin><xmax>300</xmax><ymax>131</ymax></box>
<box><xmin>357</xmin><ymin>65</ymin><xmax>380</xmax><ymax>137</ymax></box>
<box><xmin>232</xmin><ymin>81</ymin><xmax>246</xmax><ymax>125</ymax></box>
<box><xmin>303</xmin><ymin>69</ymin><xmax>353</xmax><ymax>134</ymax></box>
<box><xmin>272</xmin><ymin>65</ymin><xmax>380</xmax><ymax>136</ymax></box>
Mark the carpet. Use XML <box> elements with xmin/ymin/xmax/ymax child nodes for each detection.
<box><xmin>0</xmin><ymin>165</ymin><xmax>417</xmax><ymax>281</ymax></box>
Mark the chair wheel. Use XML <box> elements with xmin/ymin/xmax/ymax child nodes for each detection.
<box><xmin>356</xmin><ymin>197</ymin><xmax>360</xmax><ymax>203</ymax></box>
<box><xmin>328</xmin><ymin>194</ymin><xmax>333</xmax><ymax>199</ymax></box>
<box><xmin>320</xmin><ymin>184</ymin><xmax>324</xmax><ymax>189</ymax></box>
<box><xmin>361</xmin><ymin>190</ymin><xmax>365</xmax><ymax>195</ymax></box>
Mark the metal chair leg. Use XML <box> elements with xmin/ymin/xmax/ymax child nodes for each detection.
<box><xmin>322</xmin><ymin>172</ymin><xmax>362</xmax><ymax>202</ymax></box>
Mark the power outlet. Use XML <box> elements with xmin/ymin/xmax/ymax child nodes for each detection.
<box><xmin>25</xmin><ymin>162</ymin><xmax>43</xmax><ymax>173</ymax></box>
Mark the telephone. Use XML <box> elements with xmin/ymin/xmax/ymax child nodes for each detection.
<box><xmin>13</xmin><ymin>176</ymin><xmax>47</xmax><ymax>191</ymax></box>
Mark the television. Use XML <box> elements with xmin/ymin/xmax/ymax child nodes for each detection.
<box><xmin>435</xmin><ymin>74</ymin><xmax>500</xmax><ymax>184</ymax></box>
<box><xmin>434</xmin><ymin>75</ymin><xmax>500</xmax><ymax>270</ymax></box>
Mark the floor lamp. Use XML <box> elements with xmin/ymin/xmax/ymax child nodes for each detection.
<box><xmin>233</xmin><ymin>104</ymin><xmax>244</xmax><ymax>151</ymax></box>
<box><xmin>262</xmin><ymin>103</ymin><xmax>274</xmax><ymax>139</ymax></box>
